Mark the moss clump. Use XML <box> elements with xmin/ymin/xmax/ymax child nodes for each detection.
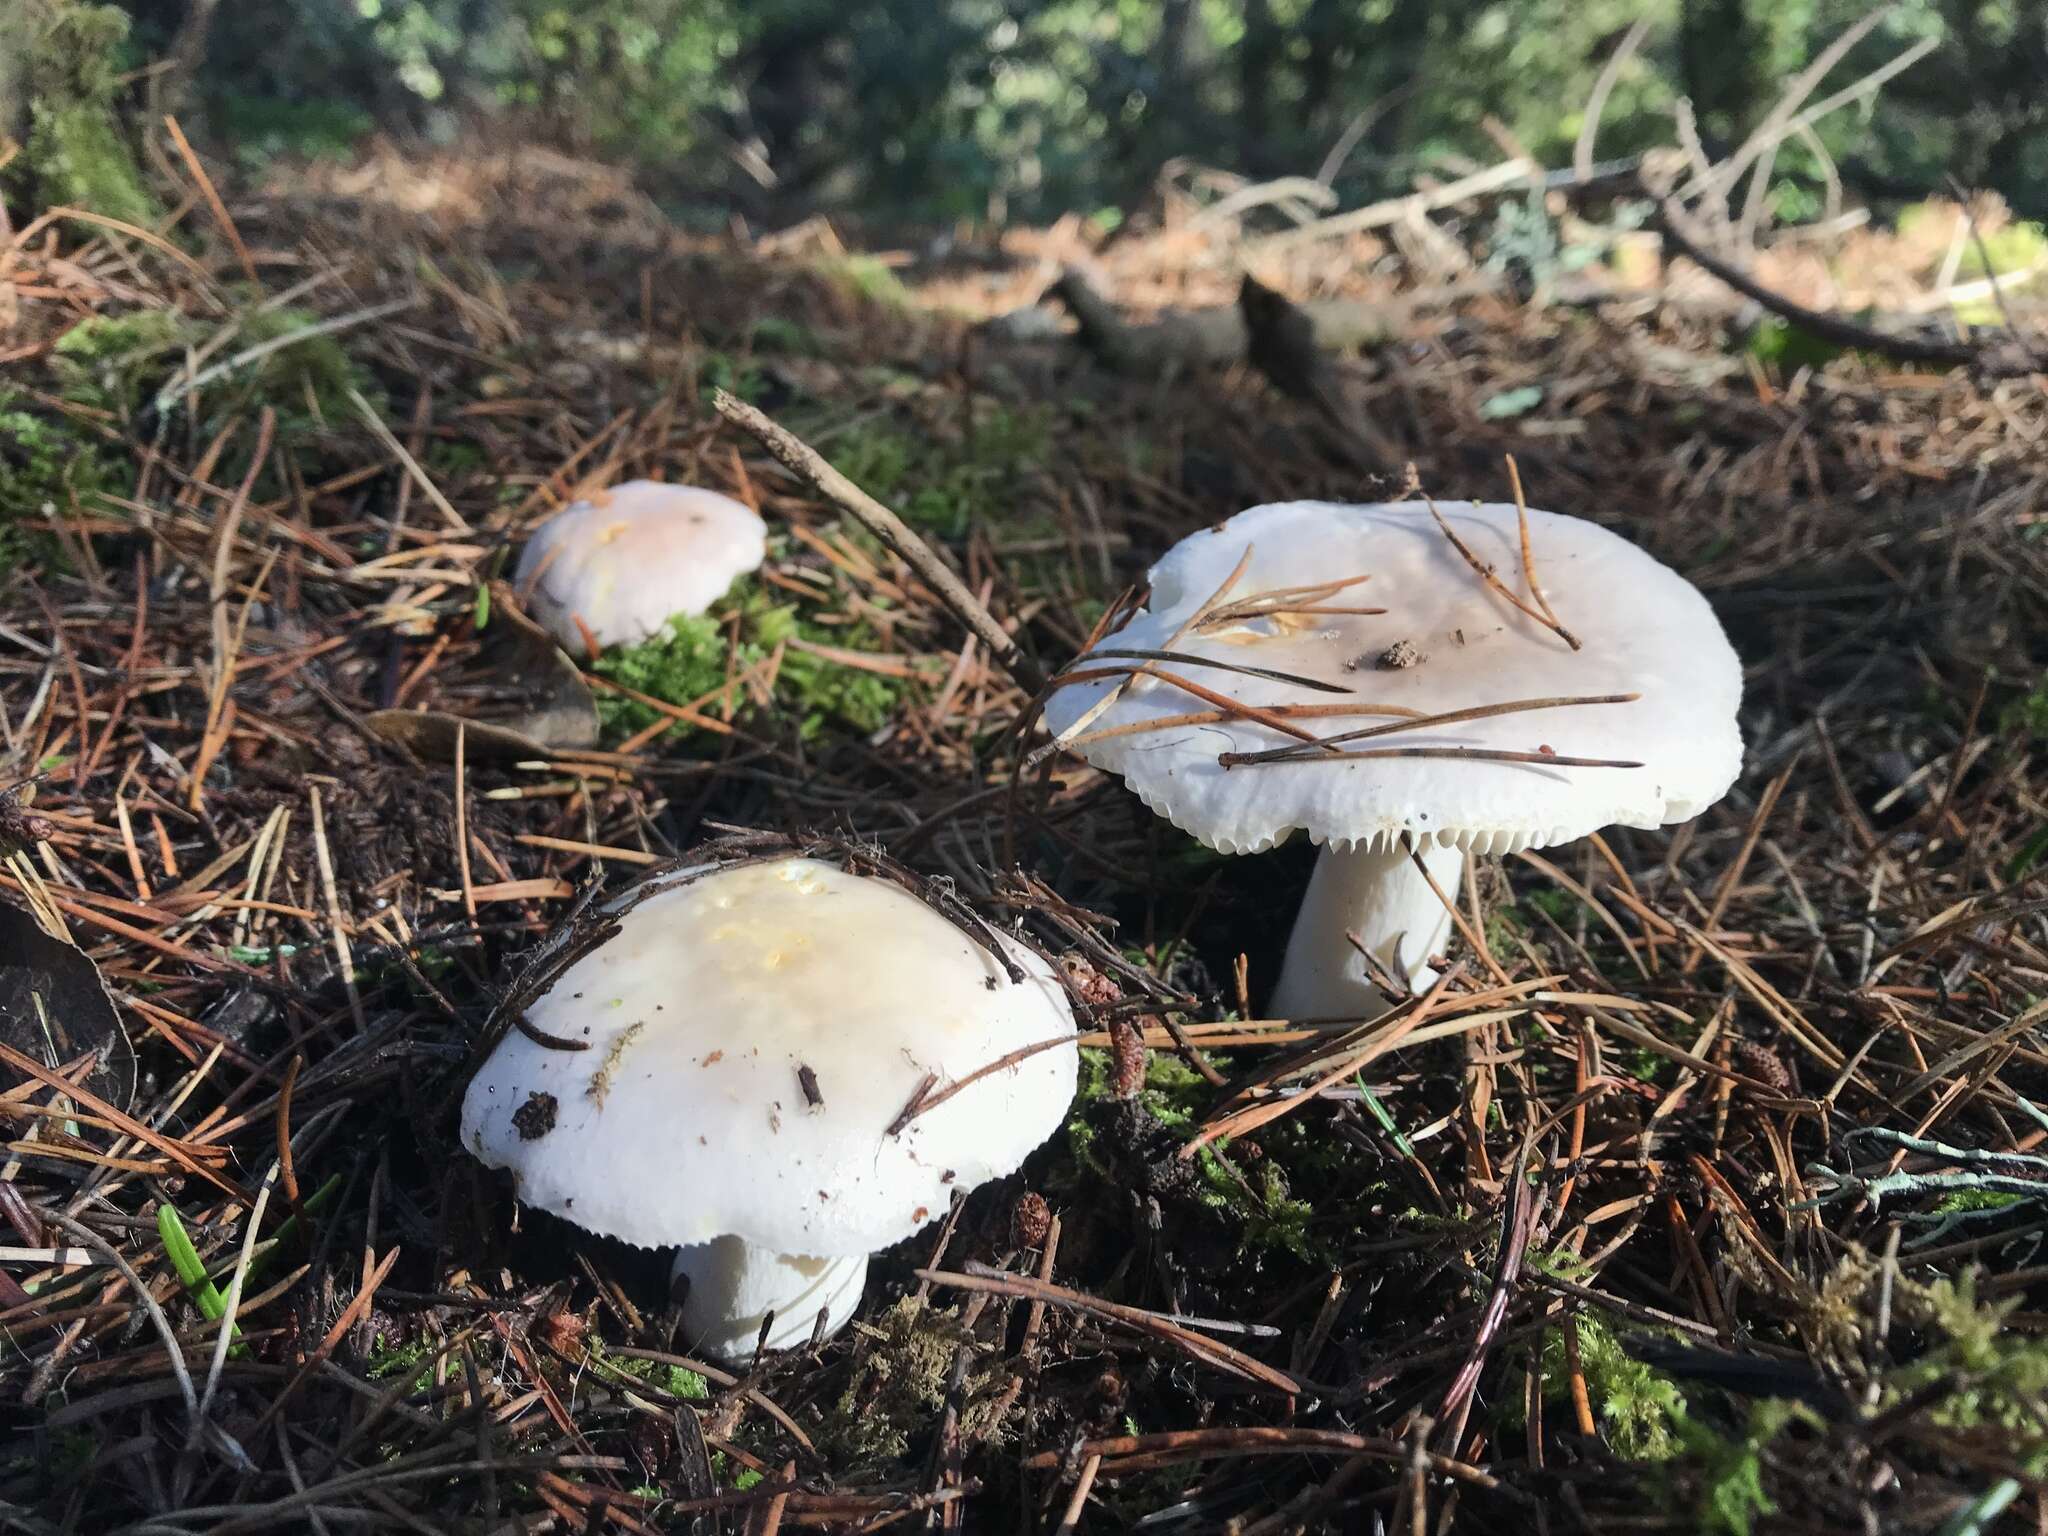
<box><xmin>815</xmin><ymin>254</ymin><xmax>912</xmax><ymax>311</ymax></box>
<box><xmin>1681</xmin><ymin>1400</ymin><xmax>1803</xmax><ymax>1536</ymax></box>
<box><xmin>1538</xmin><ymin>1315</ymin><xmax>1689</xmax><ymax>1460</ymax></box>
<box><xmin>0</xmin><ymin>388</ymin><xmax>126</xmax><ymax>571</ymax></box>
<box><xmin>592</xmin><ymin>576</ymin><xmax>904</xmax><ymax>743</ymax></box>
<box><xmin>1887</xmin><ymin>1273</ymin><xmax>2048</xmax><ymax>1438</ymax></box>
<box><xmin>2001</xmin><ymin>678</ymin><xmax>2048</xmax><ymax>743</ymax></box>
<box><xmin>53</xmin><ymin>301</ymin><xmax>376</xmax><ymax>436</ymax></box>
<box><xmin>213</xmin><ymin>93</ymin><xmax>374</xmax><ymax>170</ymax></box>
<box><xmin>827</xmin><ymin>407</ymin><xmax>1050</xmax><ymax>540</ymax></box>
<box><xmin>1067</xmin><ymin>1046</ymin><xmax>1322</xmax><ymax>1259</ymax></box>
<box><xmin>587</xmin><ymin>1337</ymin><xmax>708</xmax><ymax>1401</ymax></box>
<box><xmin>365</xmin><ymin>1336</ymin><xmax>437</xmax><ymax>1396</ymax></box>
<box><xmin>8</xmin><ymin>0</ymin><xmax>157</xmax><ymax>226</ymax></box>
<box><xmin>1</xmin><ymin>299</ymin><xmax>378</xmax><ymax>570</ymax></box>
<box><xmin>819</xmin><ymin>1297</ymin><xmax>1005</xmax><ymax>1466</ymax></box>
<box><xmin>48</xmin><ymin>309</ymin><xmax>188</xmax><ymax>416</ymax></box>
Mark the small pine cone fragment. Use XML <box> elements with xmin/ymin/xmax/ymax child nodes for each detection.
<box><xmin>1011</xmin><ymin>1191</ymin><xmax>1053</xmax><ymax>1248</ymax></box>
<box><xmin>1108</xmin><ymin>1014</ymin><xmax>1148</xmax><ymax>1101</ymax></box>
<box><xmin>1058</xmin><ymin>953</ymin><xmax>1122</xmax><ymax>1007</ymax></box>
<box><xmin>1062</xmin><ymin>952</ymin><xmax>1149</xmax><ymax>1099</ymax></box>
<box><xmin>1729</xmin><ymin>1038</ymin><xmax>1794</xmax><ymax>1095</ymax></box>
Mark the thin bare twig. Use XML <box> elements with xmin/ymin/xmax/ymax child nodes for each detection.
<box><xmin>714</xmin><ymin>390</ymin><xmax>1046</xmax><ymax>694</ymax></box>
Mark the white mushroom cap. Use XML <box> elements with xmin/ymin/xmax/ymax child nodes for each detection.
<box><xmin>514</xmin><ymin>480</ymin><xmax>767</xmax><ymax>651</ymax></box>
<box><xmin>460</xmin><ymin>856</ymin><xmax>1078</xmax><ymax>1258</ymax></box>
<box><xmin>1043</xmin><ymin>500</ymin><xmax>1743</xmax><ymax>859</ymax></box>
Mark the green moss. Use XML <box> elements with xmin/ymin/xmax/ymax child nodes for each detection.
<box><xmin>0</xmin><ymin>388</ymin><xmax>126</xmax><ymax>568</ymax></box>
<box><xmin>11</xmin><ymin>1</ymin><xmax>156</xmax><ymax>226</ymax></box>
<box><xmin>1519</xmin><ymin>888</ymin><xmax>1585</xmax><ymax>926</ymax></box>
<box><xmin>592</xmin><ymin>575</ymin><xmax>904</xmax><ymax>743</ymax></box>
<box><xmin>3</xmin><ymin>296</ymin><xmax>380</xmax><ymax>566</ymax></box>
<box><xmin>365</xmin><ymin>1336</ymin><xmax>436</xmax><ymax>1396</ymax></box>
<box><xmin>1680</xmin><ymin>1400</ymin><xmax>1803</xmax><ymax>1536</ymax></box>
<box><xmin>49</xmin><ymin>310</ymin><xmax>188</xmax><ymax>416</ymax></box>
<box><xmin>232</xmin><ymin>305</ymin><xmax>377</xmax><ymax>426</ymax></box>
<box><xmin>747</xmin><ymin>315</ymin><xmax>818</xmax><ymax>356</ymax></box>
<box><xmin>696</xmin><ymin>350</ymin><xmax>767</xmax><ymax>404</ymax></box>
<box><xmin>214</xmin><ymin>93</ymin><xmax>375</xmax><ymax>169</ymax></box>
<box><xmin>1888</xmin><ymin>1273</ymin><xmax>2048</xmax><ymax>1438</ymax></box>
<box><xmin>1899</xmin><ymin>202</ymin><xmax>2048</xmax><ymax>323</ymax></box>
<box><xmin>1512</xmin><ymin>1314</ymin><xmax>1688</xmax><ymax>1461</ymax></box>
<box><xmin>1068</xmin><ymin>1047</ymin><xmax>1322</xmax><ymax>1258</ymax></box>
<box><xmin>827</xmin><ymin>406</ymin><xmax>1050</xmax><ymax>539</ymax></box>
<box><xmin>1195</xmin><ymin>1147</ymin><xmax>1320</xmax><ymax>1261</ymax></box>
<box><xmin>819</xmin><ymin>1297</ymin><xmax>1003</xmax><ymax>1466</ymax></box>
<box><xmin>52</xmin><ymin>299</ymin><xmax>378</xmax><ymax>445</ymax></box>
<box><xmin>2001</xmin><ymin>680</ymin><xmax>2048</xmax><ymax>743</ymax></box>
<box><xmin>588</xmin><ymin>1337</ymin><xmax>708</xmax><ymax>1400</ymax></box>
<box><xmin>1932</xmin><ymin>1188</ymin><xmax>2028</xmax><ymax>1216</ymax></box>
<box><xmin>1745</xmin><ymin>315</ymin><xmax>1853</xmax><ymax>373</ymax></box>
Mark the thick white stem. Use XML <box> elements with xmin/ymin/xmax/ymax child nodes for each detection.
<box><xmin>1268</xmin><ymin>841</ymin><xmax>1464</xmax><ymax>1020</ymax></box>
<box><xmin>672</xmin><ymin>1237</ymin><xmax>866</xmax><ymax>1360</ymax></box>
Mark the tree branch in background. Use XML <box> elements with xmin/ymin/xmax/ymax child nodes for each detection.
<box><xmin>1649</xmin><ymin>194</ymin><xmax>2042</xmax><ymax>377</ymax></box>
<box><xmin>1047</xmin><ymin>265</ymin><xmax>1464</xmax><ymax>376</ymax></box>
<box><xmin>1574</xmin><ymin>18</ymin><xmax>1653</xmax><ymax>184</ymax></box>
<box><xmin>712</xmin><ymin>390</ymin><xmax>1048</xmax><ymax>696</ymax></box>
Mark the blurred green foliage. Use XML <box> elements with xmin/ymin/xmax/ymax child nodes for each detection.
<box><xmin>4</xmin><ymin>0</ymin><xmax>158</xmax><ymax>223</ymax></box>
<box><xmin>100</xmin><ymin>0</ymin><xmax>2045</xmax><ymax>223</ymax></box>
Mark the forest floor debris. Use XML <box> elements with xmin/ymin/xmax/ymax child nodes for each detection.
<box><xmin>2</xmin><ymin>133</ymin><xmax>2048</xmax><ymax>1533</ymax></box>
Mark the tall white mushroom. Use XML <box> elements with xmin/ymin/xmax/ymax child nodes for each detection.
<box><xmin>515</xmin><ymin>480</ymin><xmax>767</xmax><ymax>653</ymax></box>
<box><xmin>461</xmin><ymin>855</ymin><xmax>1077</xmax><ymax>1360</ymax></box>
<box><xmin>1042</xmin><ymin>499</ymin><xmax>1743</xmax><ymax>1019</ymax></box>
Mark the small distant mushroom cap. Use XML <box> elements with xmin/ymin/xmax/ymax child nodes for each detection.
<box><xmin>515</xmin><ymin>480</ymin><xmax>767</xmax><ymax>650</ymax></box>
<box><xmin>1043</xmin><ymin>500</ymin><xmax>1743</xmax><ymax>857</ymax></box>
<box><xmin>460</xmin><ymin>857</ymin><xmax>1077</xmax><ymax>1256</ymax></box>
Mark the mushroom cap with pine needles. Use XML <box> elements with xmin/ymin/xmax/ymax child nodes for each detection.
<box><xmin>461</xmin><ymin>856</ymin><xmax>1078</xmax><ymax>1256</ymax></box>
<box><xmin>1042</xmin><ymin>499</ymin><xmax>1744</xmax><ymax>857</ymax></box>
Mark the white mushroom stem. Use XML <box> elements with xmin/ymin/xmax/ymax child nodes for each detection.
<box><xmin>673</xmin><ymin>1237</ymin><xmax>867</xmax><ymax>1361</ymax></box>
<box><xmin>1269</xmin><ymin>841</ymin><xmax>1464</xmax><ymax>1020</ymax></box>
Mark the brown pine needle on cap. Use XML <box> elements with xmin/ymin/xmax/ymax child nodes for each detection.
<box><xmin>1423</xmin><ymin>484</ymin><xmax>1582</xmax><ymax>651</ymax></box>
<box><xmin>1216</xmin><ymin>691</ymin><xmax>1642</xmax><ymax>766</ymax></box>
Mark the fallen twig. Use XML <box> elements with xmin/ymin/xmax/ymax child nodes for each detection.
<box><xmin>713</xmin><ymin>390</ymin><xmax>1047</xmax><ymax>694</ymax></box>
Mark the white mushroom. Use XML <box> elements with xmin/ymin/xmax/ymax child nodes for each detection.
<box><xmin>1042</xmin><ymin>499</ymin><xmax>1743</xmax><ymax>1019</ymax></box>
<box><xmin>514</xmin><ymin>480</ymin><xmax>767</xmax><ymax>653</ymax></box>
<box><xmin>460</xmin><ymin>856</ymin><xmax>1077</xmax><ymax>1360</ymax></box>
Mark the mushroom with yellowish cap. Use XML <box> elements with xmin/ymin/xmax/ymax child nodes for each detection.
<box><xmin>1041</xmin><ymin>498</ymin><xmax>1743</xmax><ymax>1020</ymax></box>
<box><xmin>515</xmin><ymin>480</ymin><xmax>767</xmax><ymax>654</ymax></box>
<box><xmin>460</xmin><ymin>852</ymin><xmax>1078</xmax><ymax>1360</ymax></box>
